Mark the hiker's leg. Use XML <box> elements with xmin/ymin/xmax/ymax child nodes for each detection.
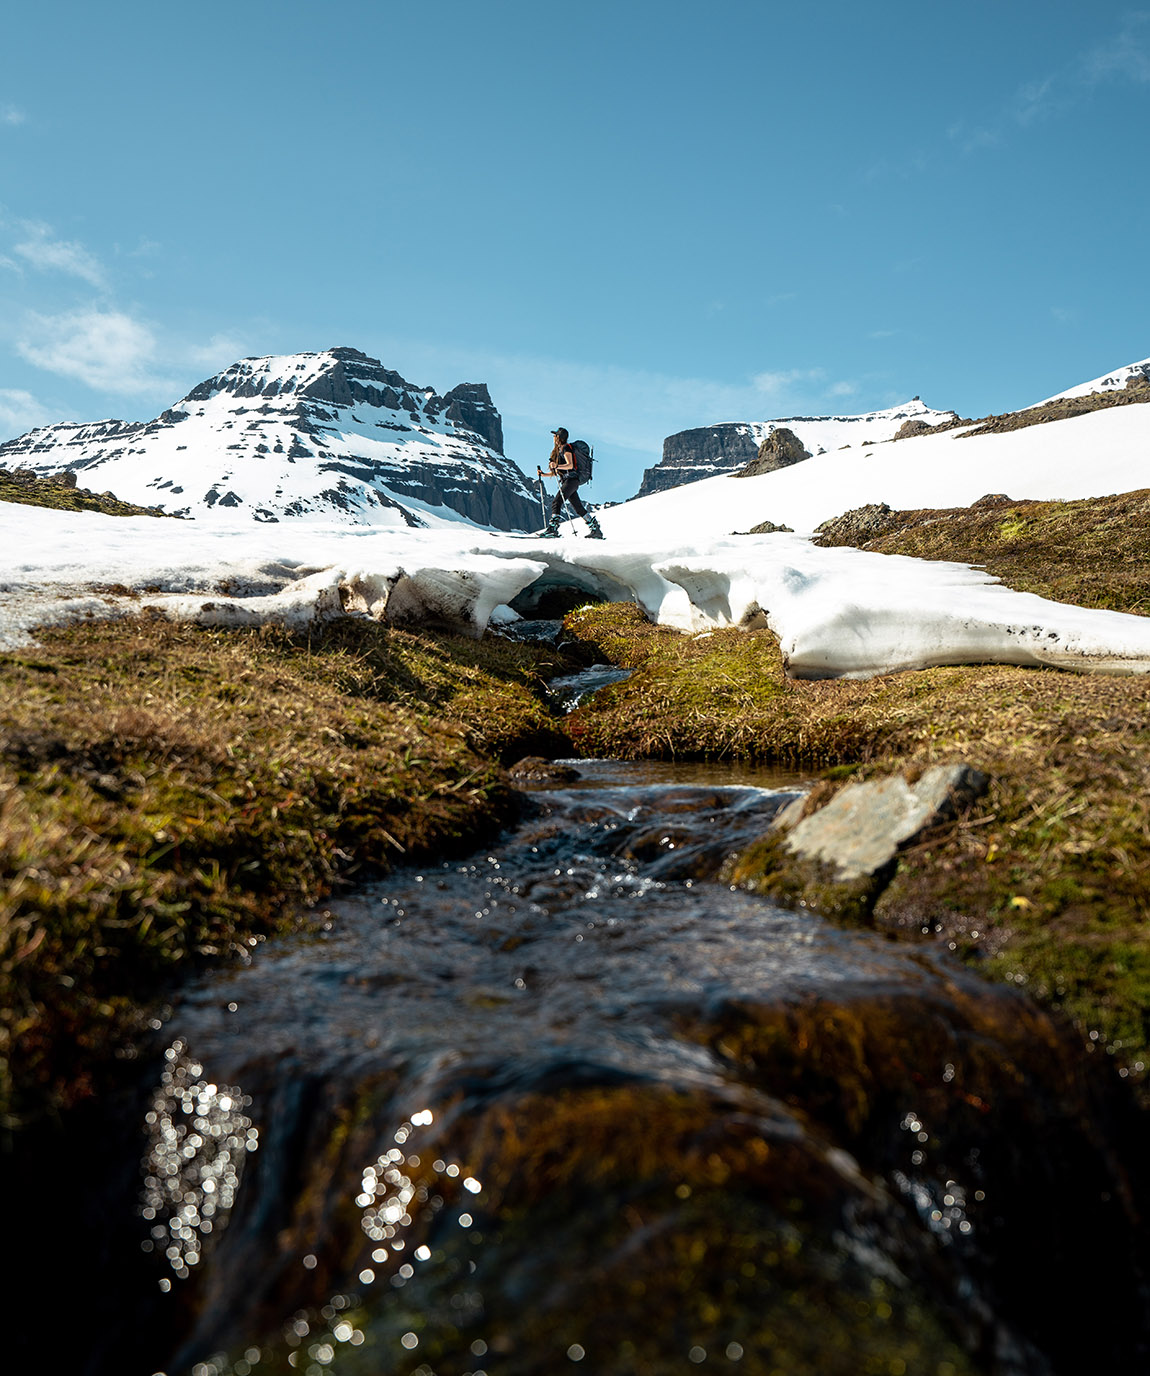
<box><xmin>561</xmin><ymin>474</ymin><xmax>587</xmax><ymax>517</ymax></box>
<box><xmin>549</xmin><ymin>489</ymin><xmax>565</xmax><ymax>520</ymax></box>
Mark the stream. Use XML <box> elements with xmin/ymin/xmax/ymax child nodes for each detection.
<box><xmin>22</xmin><ymin>760</ymin><xmax>1150</xmax><ymax>1376</ymax></box>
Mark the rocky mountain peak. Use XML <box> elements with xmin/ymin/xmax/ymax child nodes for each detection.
<box><xmin>0</xmin><ymin>348</ymin><xmax>534</xmax><ymax>529</ymax></box>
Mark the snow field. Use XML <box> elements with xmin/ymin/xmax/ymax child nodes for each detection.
<box><xmin>6</xmin><ymin>498</ymin><xmax>1150</xmax><ymax>678</ymax></box>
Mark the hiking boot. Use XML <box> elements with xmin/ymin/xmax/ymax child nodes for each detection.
<box><xmin>585</xmin><ymin>515</ymin><xmax>604</xmax><ymax>540</ymax></box>
<box><xmin>538</xmin><ymin>513</ymin><xmax>562</xmax><ymax>538</ymax></box>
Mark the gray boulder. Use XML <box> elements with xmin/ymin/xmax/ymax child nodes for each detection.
<box><xmin>726</xmin><ymin>763</ymin><xmax>988</xmax><ymax>923</ymax></box>
<box><xmin>779</xmin><ymin>764</ymin><xmax>989</xmax><ymax>882</ymax></box>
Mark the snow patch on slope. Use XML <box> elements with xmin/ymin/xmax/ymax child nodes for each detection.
<box><xmin>744</xmin><ymin>398</ymin><xmax>955</xmax><ymax>455</ymax></box>
<box><xmin>602</xmin><ymin>404</ymin><xmax>1150</xmax><ymax>541</ymax></box>
<box><xmin>1029</xmin><ymin>356</ymin><xmax>1150</xmax><ymax>407</ymax></box>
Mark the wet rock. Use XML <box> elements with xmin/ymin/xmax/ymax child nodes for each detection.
<box><xmin>783</xmin><ymin>764</ymin><xmax>989</xmax><ymax>881</ymax></box>
<box><xmin>509</xmin><ymin>756</ymin><xmax>581</xmax><ymax>785</ymax></box>
<box><xmin>19</xmin><ymin>771</ymin><xmax>1150</xmax><ymax>1376</ymax></box>
<box><xmin>728</xmin><ymin>765</ymin><xmax>989</xmax><ymax>922</ymax></box>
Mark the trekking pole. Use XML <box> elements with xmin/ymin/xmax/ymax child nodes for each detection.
<box><xmin>536</xmin><ymin>471</ymin><xmax>548</xmax><ymax>526</ymax></box>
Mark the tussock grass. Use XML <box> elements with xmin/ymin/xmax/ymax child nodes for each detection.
<box><xmin>0</xmin><ymin>617</ymin><xmax>572</xmax><ymax>1127</ymax></box>
<box><xmin>563</xmin><ymin>603</ymin><xmax>1150</xmax><ymax>1085</ymax></box>
<box><xmin>815</xmin><ymin>487</ymin><xmax>1150</xmax><ymax>614</ymax></box>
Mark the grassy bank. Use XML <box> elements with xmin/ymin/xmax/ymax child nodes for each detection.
<box><xmin>814</xmin><ymin>486</ymin><xmax>1150</xmax><ymax>614</ymax></box>
<box><xmin>563</xmin><ymin>602</ymin><xmax>1150</xmax><ymax>1089</ymax></box>
<box><xmin>0</xmin><ymin>617</ymin><xmax>573</xmax><ymax>1129</ymax></box>
<box><xmin>9</xmin><ymin>482</ymin><xmax>1150</xmax><ymax>1126</ymax></box>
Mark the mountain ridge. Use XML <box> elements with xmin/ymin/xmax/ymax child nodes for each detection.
<box><xmin>634</xmin><ymin>398</ymin><xmax>957</xmax><ymax>499</ymax></box>
<box><xmin>0</xmin><ymin>347</ymin><xmax>539</xmax><ymax>530</ymax></box>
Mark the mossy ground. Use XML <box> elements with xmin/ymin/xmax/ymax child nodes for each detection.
<box><xmin>814</xmin><ymin>486</ymin><xmax>1150</xmax><ymax>614</ymax></box>
<box><xmin>0</xmin><ymin>617</ymin><xmax>573</xmax><ymax>1129</ymax></box>
<box><xmin>0</xmin><ymin>467</ymin><xmax>174</xmax><ymax>518</ymax></box>
<box><xmin>563</xmin><ymin>602</ymin><xmax>1150</xmax><ymax>1090</ymax></box>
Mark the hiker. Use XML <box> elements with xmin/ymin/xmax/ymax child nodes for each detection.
<box><xmin>537</xmin><ymin>427</ymin><xmax>603</xmax><ymax>538</ymax></box>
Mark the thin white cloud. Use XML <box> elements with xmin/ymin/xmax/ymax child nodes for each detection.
<box><xmin>185</xmin><ymin>332</ymin><xmax>249</xmax><ymax>372</ymax></box>
<box><xmin>14</xmin><ymin>222</ymin><xmax>107</xmax><ymax>288</ymax></box>
<box><xmin>1013</xmin><ymin>76</ymin><xmax>1057</xmax><ymax>126</ymax></box>
<box><xmin>17</xmin><ymin>308</ymin><xmax>176</xmax><ymax>396</ymax></box>
<box><xmin>1</xmin><ymin>106</ymin><xmax>26</xmax><ymax>127</ymax></box>
<box><xmin>13</xmin><ymin>308</ymin><xmax>256</xmax><ymax>402</ymax></box>
<box><xmin>947</xmin><ymin>120</ymin><xmax>1002</xmax><ymax>154</ymax></box>
<box><xmin>369</xmin><ymin>339</ymin><xmax>855</xmax><ymax>458</ymax></box>
<box><xmin>0</xmin><ymin>387</ymin><xmax>53</xmax><ymax>436</ymax></box>
<box><xmin>950</xmin><ymin>14</ymin><xmax>1150</xmax><ymax>156</ymax></box>
<box><xmin>753</xmin><ymin>367</ymin><xmax>825</xmax><ymax>397</ymax></box>
<box><xmin>827</xmin><ymin>380</ymin><xmax>860</xmax><ymax>398</ymax></box>
<box><xmin>1084</xmin><ymin>12</ymin><xmax>1150</xmax><ymax>83</ymax></box>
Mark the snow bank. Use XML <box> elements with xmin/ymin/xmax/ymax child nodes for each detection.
<box><xmin>6</xmin><ymin>502</ymin><xmax>1150</xmax><ymax>680</ymax></box>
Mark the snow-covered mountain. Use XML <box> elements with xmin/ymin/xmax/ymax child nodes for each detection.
<box><xmin>601</xmin><ymin>361</ymin><xmax>1150</xmax><ymax>542</ymax></box>
<box><xmin>633</xmin><ymin>399</ymin><xmax>956</xmax><ymax>499</ymax></box>
<box><xmin>1030</xmin><ymin>355</ymin><xmax>1150</xmax><ymax>407</ymax></box>
<box><xmin>0</xmin><ymin>348</ymin><xmax>541</xmax><ymax>530</ymax></box>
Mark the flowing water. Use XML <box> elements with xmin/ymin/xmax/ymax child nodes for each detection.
<box><xmin>22</xmin><ymin>764</ymin><xmax>1150</xmax><ymax>1376</ymax></box>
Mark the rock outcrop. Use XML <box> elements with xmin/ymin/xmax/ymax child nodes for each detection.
<box><xmin>635</xmin><ymin>423</ymin><xmax>761</xmax><ymax>498</ymax></box>
<box><xmin>813</xmin><ymin>502</ymin><xmax>897</xmax><ymax>545</ymax></box>
<box><xmin>736</xmin><ymin>426</ymin><xmax>811</xmax><ymax>477</ymax></box>
<box><xmin>0</xmin><ymin>348</ymin><xmax>538</xmax><ymax>530</ymax></box>
<box><xmin>633</xmin><ymin>400</ymin><xmax>958</xmax><ymax>501</ymax></box>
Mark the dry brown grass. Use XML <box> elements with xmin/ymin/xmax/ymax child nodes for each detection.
<box><xmin>0</xmin><ymin>616</ymin><xmax>574</xmax><ymax>1128</ymax></box>
<box><xmin>815</xmin><ymin>488</ymin><xmax>1150</xmax><ymax>614</ymax></box>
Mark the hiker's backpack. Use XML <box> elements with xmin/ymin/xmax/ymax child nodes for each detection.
<box><xmin>570</xmin><ymin>439</ymin><xmax>594</xmax><ymax>486</ymax></box>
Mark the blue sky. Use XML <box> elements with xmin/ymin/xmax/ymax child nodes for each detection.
<box><xmin>1</xmin><ymin>1</ymin><xmax>1147</xmax><ymax>501</ymax></box>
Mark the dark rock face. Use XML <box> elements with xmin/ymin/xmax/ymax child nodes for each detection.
<box><xmin>438</xmin><ymin>382</ymin><xmax>504</xmax><ymax>455</ymax></box>
<box><xmin>737</xmin><ymin>427</ymin><xmax>812</xmax><ymax>477</ymax></box>
<box><xmin>635</xmin><ymin>423</ymin><xmax>760</xmax><ymax>498</ymax></box>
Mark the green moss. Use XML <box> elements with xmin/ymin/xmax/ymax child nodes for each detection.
<box><xmin>207</xmin><ymin>1083</ymin><xmax>979</xmax><ymax>1376</ymax></box>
